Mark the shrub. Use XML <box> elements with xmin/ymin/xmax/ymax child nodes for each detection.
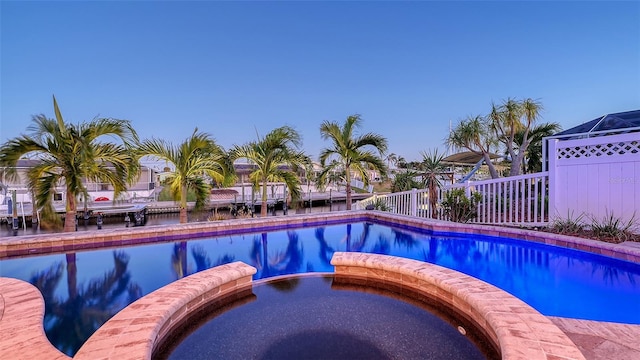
<box><xmin>590</xmin><ymin>211</ymin><xmax>637</xmax><ymax>243</ymax></box>
<box><xmin>441</xmin><ymin>189</ymin><xmax>482</xmax><ymax>223</ymax></box>
<box><xmin>391</xmin><ymin>171</ymin><xmax>422</xmax><ymax>192</ymax></box>
<box><xmin>552</xmin><ymin>211</ymin><xmax>586</xmax><ymax>235</ymax></box>
<box><xmin>372</xmin><ymin>197</ymin><xmax>391</xmax><ymax>211</ymax></box>
<box><xmin>157</xmin><ymin>187</ymin><xmax>199</xmax><ymax>202</ymax></box>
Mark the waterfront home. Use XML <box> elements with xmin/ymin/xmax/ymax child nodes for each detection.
<box><xmin>0</xmin><ymin>159</ymin><xmax>158</xmax><ymax>205</ymax></box>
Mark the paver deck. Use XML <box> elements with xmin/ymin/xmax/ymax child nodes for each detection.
<box><xmin>551</xmin><ymin>317</ymin><xmax>640</xmax><ymax>360</ymax></box>
<box><xmin>1</xmin><ymin>210</ymin><xmax>639</xmax><ymax>359</ymax></box>
<box><xmin>0</xmin><ymin>278</ymin><xmax>70</xmax><ymax>360</ymax></box>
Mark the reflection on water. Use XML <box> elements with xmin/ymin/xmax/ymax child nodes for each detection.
<box><xmin>28</xmin><ymin>251</ymin><xmax>142</xmax><ymax>356</ymax></box>
<box><xmin>250</xmin><ymin>231</ymin><xmax>304</xmax><ymax>278</ymax></box>
<box><xmin>2</xmin><ymin>221</ymin><xmax>640</xmax><ymax>356</ymax></box>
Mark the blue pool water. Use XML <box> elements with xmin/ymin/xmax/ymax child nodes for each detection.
<box><xmin>2</xmin><ymin>221</ymin><xmax>640</xmax><ymax>356</ymax></box>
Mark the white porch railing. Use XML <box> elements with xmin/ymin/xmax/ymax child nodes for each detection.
<box><xmin>355</xmin><ymin>172</ymin><xmax>550</xmax><ymax>226</ymax></box>
<box><xmin>447</xmin><ymin>172</ymin><xmax>549</xmax><ymax>225</ymax></box>
<box><xmin>355</xmin><ymin>188</ymin><xmax>435</xmax><ymax>218</ymax></box>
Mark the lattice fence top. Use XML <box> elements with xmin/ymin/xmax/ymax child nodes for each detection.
<box><xmin>556</xmin><ymin>140</ymin><xmax>639</xmax><ymax>159</ymax></box>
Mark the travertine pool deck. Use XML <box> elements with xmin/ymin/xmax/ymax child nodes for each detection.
<box><xmin>1</xmin><ymin>210</ymin><xmax>639</xmax><ymax>359</ymax></box>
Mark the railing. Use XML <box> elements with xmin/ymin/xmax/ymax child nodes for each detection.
<box><xmin>84</xmin><ymin>182</ymin><xmax>156</xmax><ymax>191</ymax></box>
<box><xmin>355</xmin><ymin>172</ymin><xmax>550</xmax><ymax>226</ymax></box>
<box><xmin>447</xmin><ymin>172</ymin><xmax>549</xmax><ymax>225</ymax></box>
<box><xmin>350</xmin><ymin>179</ymin><xmax>374</xmax><ymax>193</ymax></box>
<box><xmin>355</xmin><ymin>188</ymin><xmax>436</xmax><ymax>218</ymax></box>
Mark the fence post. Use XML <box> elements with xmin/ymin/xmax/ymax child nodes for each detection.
<box><xmin>410</xmin><ymin>188</ymin><xmax>417</xmax><ymax>217</ymax></box>
<box><xmin>465</xmin><ymin>180</ymin><xmax>471</xmax><ymax>198</ymax></box>
<box><xmin>547</xmin><ymin>139</ymin><xmax>558</xmax><ymax>223</ymax></box>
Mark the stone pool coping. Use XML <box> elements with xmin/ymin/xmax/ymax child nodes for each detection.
<box><xmin>0</xmin><ymin>262</ymin><xmax>256</xmax><ymax>360</ymax></box>
<box><xmin>332</xmin><ymin>252</ymin><xmax>585</xmax><ymax>359</ymax></box>
<box><xmin>74</xmin><ymin>261</ymin><xmax>255</xmax><ymax>359</ymax></box>
<box><xmin>1</xmin><ymin>210</ymin><xmax>640</xmax><ymax>359</ymax></box>
<box><xmin>0</xmin><ymin>277</ymin><xmax>70</xmax><ymax>360</ymax></box>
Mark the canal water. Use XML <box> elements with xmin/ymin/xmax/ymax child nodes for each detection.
<box><xmin>1</xmin><ymin>202</ymin><xmax>350</xmax><ymax>237</ymax></box>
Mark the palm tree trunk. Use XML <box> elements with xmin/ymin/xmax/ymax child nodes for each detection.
<box><xmin>345</xmin><ymin>167</ymin><xmax>352</xmax><ymax>210</ymax></box>
<box><xmin>64</xmin><ymin>191</ymin><xmax>76</xmax><ymax>232</ymax></box>
<box><xmin>429</xmin><ymin>184</ymin><xmax>438</xmax><ymax>219</ymax></box>
<box><xmin>180</xmin><ymin>185</ymin><xmax>188</xmax><ymax>224</ymax></box>
<box><xmin>510</xmin><ymin>139</ymin><xmax>531</xmax><ymax>176</ymax></box>
<box><xmin>261</xmin><ymin>181</ymin><xmax>268</xmax><ymax>217</ymax></box>
<box><xmin>31</xmin><ymin>192</ymin><xmax>38</xmax><ymax>225</ymax></box>
<box><xmin>483</xmin><ymin>153</ymin><xmax>500</xmax><ymax>179</ymax></box>
<box><xmin>510</xmin><ymin>152</ymin><xmax>523</xmax><ymax>176</ymax></box>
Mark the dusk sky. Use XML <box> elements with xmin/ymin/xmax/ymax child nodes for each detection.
<box><xmin>1</xmin><ymin>1</ymin><xmax>639</xmax><ymax>161</ymax></box>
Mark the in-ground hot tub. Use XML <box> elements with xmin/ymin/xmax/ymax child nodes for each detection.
<box><xmin>159</xmin><ymin>274</ymin><xmax>497</xmax><ymax>360</ymax></box>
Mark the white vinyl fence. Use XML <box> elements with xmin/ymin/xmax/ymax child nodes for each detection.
<box><xmin>548</xmin><ymin>131</ymin><xmax>639</xmax><ymax>228</ymax></box>
<box><xmin>355</xmin><ymin>172</ymin><xmax>550</xmax><ymax>226</ymax></box>
<box><xmin>357</xmin><ymin>130</ymin><xmax>639</xmax><ymax>229</ymax></box>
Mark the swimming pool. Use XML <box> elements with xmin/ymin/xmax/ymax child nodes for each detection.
<box><xmin>2</xmin><ymin>218</ymin><xmax>640</xmax><ymax>356</ymax></box>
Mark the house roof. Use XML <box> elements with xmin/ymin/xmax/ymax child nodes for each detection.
<box><xmin>555</xmin><ymin>109</ymin><xmax>640</xmax><ymax>138</ymax></box>
<box><xmin>442</xmin><ymin>151</ymin><xmax>501</xmax><ymax>165</ymax></box>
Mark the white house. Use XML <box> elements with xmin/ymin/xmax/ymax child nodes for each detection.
<box><xmin>0</xmin><ymin>159</ymin><xmax>158</xmax><ymax>205</ymax></box>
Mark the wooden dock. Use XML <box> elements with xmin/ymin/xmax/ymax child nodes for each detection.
<box><xmin>1</xmin><ymin>191</ymin><xmax>373</xmax><ymax>227</ymax></box>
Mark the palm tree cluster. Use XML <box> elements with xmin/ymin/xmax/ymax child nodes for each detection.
<box><xmin>447</xmin><ymin>98</ymin><xmax>560</xmax><ymax>178</ymax></box>
<box><xmin>1</xmin><ymin>96</ymin><xmax>560</xmax><ymax>229</ymax></box>
<box><xmin>0</xmin><ymin>97</ymin><xmax>390</xmax><ymax>228</ymax></box>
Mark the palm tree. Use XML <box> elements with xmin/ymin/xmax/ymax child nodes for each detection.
<box><xmin>326</xmin><ymin>165</ymin><xmax>345</xmax><ymax>191</ymax></box>
<box><xmin>385</xmin><ymin>152</ymin><xmax>398</xmax><ymax>170</ymax></box>
<box><xmin>138</xmin><ymin>128</ymin><xmax>235</xmax><ymax>223</ymax></box>
<box><xmin>447</xmin><ymin>115</ymin><xmax>500</xmax><ymax>179</ymax></box>
<box><xmin>513</xmin><ymin>122</ymin><xmax>561</xmax><ymax>173</ymax></box>
<box><xmin>0</xmin><ymin>96</ymin><xmax>139</xmax><ymax>232</ymax></box>
<box><xmin>396</xmin><ymin>156</ymin><xmax>407</xmax><ymax>169</ymax></box>
<box><xmin>420</xmin><ymin>149</ymin><xmax>446</xmax><ymax>218</ymax></box>
<box><xmin>317</xmin><ymin>114</ymin><xmax>388</xmax><ymax>210</ymax></box>
<box><xmin>390</xmin><ymin>170</ymin><xmax>422</xmax><ymax>192</ymax></box>
<box><xmin>489</xmin><ymin>98</ymin><xmax>544</xmax><ymax>176</ymax></box>
<box><xmin>231</xmin><ymin>126</ymin><xmax>310</xmax><ymax>217</ymax></box>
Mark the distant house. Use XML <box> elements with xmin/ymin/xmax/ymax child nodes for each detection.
<box><xmin>0</xmin><ymin>159</ymin><xmax>158</xmax><ymax>205</ymax></box>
